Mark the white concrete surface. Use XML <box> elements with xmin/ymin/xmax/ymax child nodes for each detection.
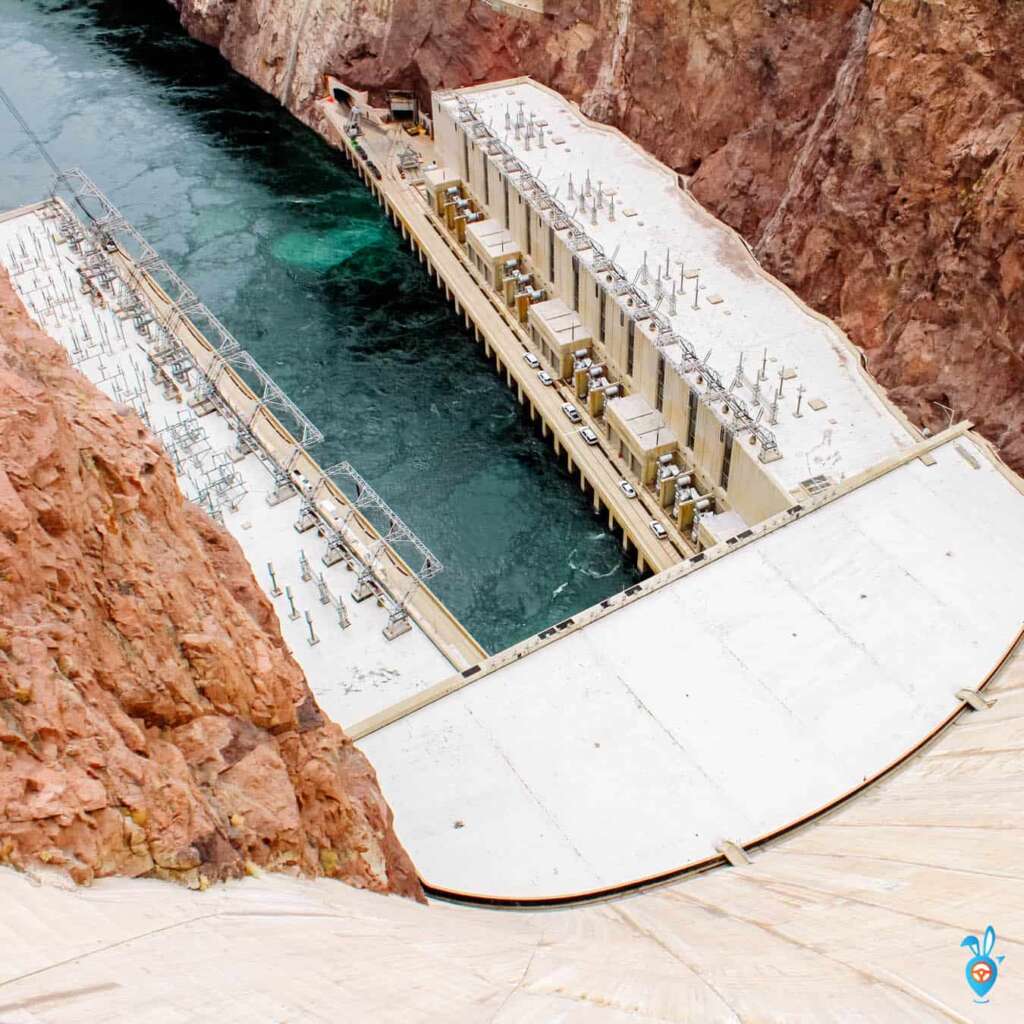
<box><xmin>362</xmin><ymin>435</ymin><xmax>1024</xmax><ymax>897</ymax></box>
<box><xmin>0</xmin><ymin>207</ymin><xmax>455</xmax><ymax>727</ymax></box>
<box><xmin>441</xmin><ymin>80</ymin><xmax>917</xmax><ymax>492</ymax></box>
<box><xmin>2</xmin><ymin>643</ymin><xmax>1023</xmax><ymax>1021</ymax></box>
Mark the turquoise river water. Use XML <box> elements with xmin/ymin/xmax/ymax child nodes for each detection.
<box><xmin>0</xmin><ymin>0</ymin><xmax>640</xmax><ymax>653</ymax></box>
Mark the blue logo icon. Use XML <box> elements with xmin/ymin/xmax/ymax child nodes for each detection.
<box><xmin>961</xmin><ymin>925</ymin><xmax>1004</xmax><ymax>1003</ymax></box>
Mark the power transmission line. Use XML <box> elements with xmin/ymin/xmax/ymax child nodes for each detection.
<box><xmin>0</xmin><ymin>81</ymin><xmax>95</xmax><ymax>221</ymax></box>
<box><xmin>0</xmin><ymin>82</ymin><xmax>61</xmax><ymax>176</ymax></box>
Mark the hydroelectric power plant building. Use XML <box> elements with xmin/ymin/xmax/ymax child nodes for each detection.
<box><xmin>3</xmin><ymin>73</ymin><xmax>1024</xmax><ymax>1018</ymax></box>
<box><xmin>325</xmin><ymin>78</ymin><xmax>1024</xmax><ymax>900</ymax></box>
<box><xmin>429</xmin><ymin>81</ymin><xmax>916</xmax><ymax>529</ymax></box>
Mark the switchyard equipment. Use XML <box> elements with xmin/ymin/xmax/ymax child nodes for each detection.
<box><xmin>1</xmin><ymin>176</ymin><xmax>480</xmax><ymax>732</ymax></box>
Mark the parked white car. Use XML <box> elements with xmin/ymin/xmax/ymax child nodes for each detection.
<box><xmin>649</xmin><ymin>519</ymin><xmax>668</xmax><ymax>540</ymax></box>
<box><xmin>579</xmin><ymin>427</ymin><xmax>598</xmax><ymax>446</ymax></box>
<box><xmin>538</xmin><ymin>370</ymin><xmax>554</xmax><ymax>386</ymax></box>
<box><xmin>618</xmin><ymin>479</ymin><xmax>637</xmax><ymax>499</ymax></box>
<box><xmin>561</xmin><ymin>402</ymin><xmax>582</xmax><ymax>424</ymax></box>
<box><xmin>522</xmin><ymin>351</ymin><xmax>540</xmax><ymax>369</ymax></box>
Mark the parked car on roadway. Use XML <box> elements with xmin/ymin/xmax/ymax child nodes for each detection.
<box><xmin>522</xmin><ymin>351</ymin><xmax>540</xmax><ymax>369</ymax></box>
<box><xmin>538</xmin><ymin>370</ymin><xmax>554</xmax><ymax>386</ymax></box>
<box><xmin>561</xmin><ymin>402</ymin><xmax>582</xmax><ymax>423</ymax></box>
<box><xmin>618</xmin><ymin>479</ymin><xmax>637</xmax><ymax>499</ymax></box>
<box><xmin>649</xmin><ymin>519</ymin><xmax>668</xmax><ymax>540</ymax></box>
<box><xmin>579</xmin><ymin>427</ymin><xmax>598</xmax><ymax>446</ymax></box>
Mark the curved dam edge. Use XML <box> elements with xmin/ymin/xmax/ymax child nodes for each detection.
<box><xmin>358</xmin><ymin>430</ymin><xmax>1024</xmax><ymax>899</ymax></box>
<box><xmin>2</xmin><ymin>630</ymin><xmax>1022</xmax><ymax>1017</ymax></box>
<box><xmin>419</xmin><ymin>621</ymin><xmax>1024</xmax><ymax>909</ymax></box>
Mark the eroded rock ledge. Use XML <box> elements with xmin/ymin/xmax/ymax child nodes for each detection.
<box><xmin>0</xmin><ymin>269</ymin><xmax>421</xmax><ymax>899</ymax></box>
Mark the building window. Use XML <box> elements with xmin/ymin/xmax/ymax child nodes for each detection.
<box><xmin>656</xmin><ymin>354</ymin><xmax>666</xmax><ymax>412</ymax></box>
<box><xmin>599</xmin><ymin>291</ymin><xmax>606</xmax><ymax>343</ymax></box>
<box><xmin>461</xmin><ymin>131</ymin><xmax>469</xmax><ymax>180</ymax></box>
<box><xmin>526</xmin><ymin>209</ymin><xmax>531</xmax><ymax>255</ymax></box>
<box><xmin>483</xmin><ymin>161</ymin><xmax>490</xmax><ymax>206</ymax></box>
<box><xmin>720</xmin><ymin>427</ymin><xmax>734</xmax><ymax>490</ymax></box>
<box><xmin>687</xmin><ymin>388</ymin><xmax>698</xmax><ymax>448</ymax></box>
<box><xmin>548</xmin><ymin>226</ymin><xmax>555</xmax><ymax>282</ymax></box>
<box><xmin>627</xmin><ymin>319</ymin><xmax>635</xmax><ymax>376</ymax></box>
<box><xmin>572</xmin><ymin>256</ymin><xmax>580</xmax><ymax>311</ymax></box>
<box><xmin>503</xmin><ymin>176</ymin><xmax>509</xmax><ymax>227</ymax></box>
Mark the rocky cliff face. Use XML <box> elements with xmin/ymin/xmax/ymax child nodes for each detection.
<box><xmin>0</xmin><ymin>271</ymin><xmax>421</xmax><ymax>898</ymax></box>
<box><xmin>170</xmin><ymin>0</ymin><xmax>1024</xmax><ymax>471</ymax></box>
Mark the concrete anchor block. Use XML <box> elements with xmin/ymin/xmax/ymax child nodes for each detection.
<box><xmin>266</xmin><ymin>483</ymin><xmax>297</xmax><ymax>507</ymax></box>
<box><xmin>383</xmin><ymin>615</ymin><xmax>412</xmax><ymax>641</ymax></box>
<box><xmin>320</xmin><ymin>549</ymin><xmax>344</xmax><ymax>569</ymax></box>
<box><xmin>717</xmin><ymin>840</ymin><xmax>752</xmax><ymax>867</ymax></box>
<box><xmin>956</xmin><ymin>688</ymin><xmax>994</xmax><ymax>712</ymax></box>
<box><xmin>293</xmin><ymin>509</ymin><xmax>317</xmax><ymax>534</ymax></box>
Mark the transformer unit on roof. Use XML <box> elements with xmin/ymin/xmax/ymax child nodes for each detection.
<box><xmin>529</xmin><ymin>298</ymin><xmax>592</xmax><ymax>379</ymax></box>
<box><xmin>465</xmin><ymin>219</ymin><xmax>521</xmax><ymax>290</ymax></box>
<box><xmin>423</xmin><ymin>167</ymin><xmax>462</xmax><ymax>218</ymax></box>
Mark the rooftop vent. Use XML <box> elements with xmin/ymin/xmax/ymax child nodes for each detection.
<box><xmin>799</xmin><ymin>475</ymin><xmax>832</xmax><ymax>496</ymax></box>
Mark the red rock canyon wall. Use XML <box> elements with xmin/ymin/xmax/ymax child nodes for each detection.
<box><xmin>0</xmin><ymin>270</ymin><xmax>421</xmax><ymax>898</ymax></box>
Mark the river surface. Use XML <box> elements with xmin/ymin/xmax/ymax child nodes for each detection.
<box><xmin>0</xmin><ymin>0</ymin><xmax>639</xmax><ymax>653</ymax></box>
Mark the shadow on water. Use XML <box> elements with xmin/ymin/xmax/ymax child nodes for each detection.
<box><xmin>46</xmin><ymin>0</ymin><xmax>351</xmax><ymax>195</ymax></box>
<box><xmin>0</xmin><ymin>0</ymin><xmax>641</xmax><ymax>653</ymax></box>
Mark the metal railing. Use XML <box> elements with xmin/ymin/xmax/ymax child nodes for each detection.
<box><xmin>51</xmin><ymin>168</ymin><xmax>323</xmax><ymax>448</ymax></box>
